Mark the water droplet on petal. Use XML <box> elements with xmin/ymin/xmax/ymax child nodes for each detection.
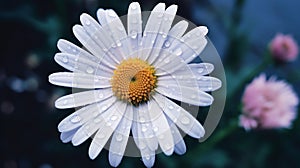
<box><xmin>115</xmin><ymin>133</ymin><xmax>123</xmax><ymax>141</ymax></box>
<box><xmin>86</xmin><ymin>66</ymin><xmax>94</xmax><ymax>74</ymax></box>
<box><xmin>197</xmin><ymin>68</ymin><xmax>204</xmax><ymax>74</ymax></box>
<box><xmin>108</xmin><ymin>10</ymin><xmax>116</xmax><ymax>17</ymax></box>
<box><xmin>131</xmin><ymin>3</ymin><xmax>137</xmax><ymax>9</ymax></box>
<box><xmin>102</xmin><ymin>105</ymin><xmax>108</xmax><ymax>111</ymax></box>
<box><xmin>62</xmin><ymin>55</ymin><xmax>69</xmax><ymax>63</ymax></box>
<box><xmin>106</xmin><ymin>121</ymin><xmax>112</xmax><ymax>126</ymax></box>
<box><xmin>98</xmin><ymin>93</ymin><xmax>104</xmax><ymax>98</ymax></box>
<box><xmin>110</xmin><ymin>115</ymin><xmax>118</xmax><ymax>121</ymax></box>
<box><xmin>111</xmin><ymin>43</ymin><xmax>116</xmax><ymax>48</ymax></box>
<box><xmin>63</xmin><ymin>100</ymin><xmax>68</xmax><ymax>105</ymax></box>
<box><xmin>130</xmin><ymin>30</ymin><xmax>137</xmax><ymax>39</ymax></box>
<box><xmin>164</xmin><ymin>58</ymin><xmax>170</xmax><ymax>63</ymax></box>
<box><xmin>85</xmin><ymin>20</ymin><xmax>91</xmax><ymax>25</ymax></box>
<box><xmin>168</xmin><ymin>105</ymin><xmax>174</xmax><ymax>109</ymax></box>
<box><xmin>116</xmin><ymin>40</ymin><xmax>122</xmax><ymax>47</ymax></box>
<box><xmin>180</xmin><ymin>116</ymin><xmax>190</xmax><ymax>125</ymax></box>
<box><xmin>142</xmin><ymin>126</ymin><xmax>147</xmax><ymax>132</ymax></box>
<box><xmin>140</xmin><ymin>142</ymin><xmax>146</xmax><ymax>149</ymax></box>
<box><xmin>94</xmin><ymin>118</ymin><xmax>101</xmax><ymax>123</ymax></box>
<box><xmin>145</xmin><ymin>154</ymin><xmax>151</xmax><ymax>160</ymax></box>
<box><xmin>70</xmin><ymin>115</ymin><xmax>81</xmax><ymax>123</ymax></box>
<box><xmin>164</xmin><ymin>41</ymin><xmax>170</xmax><ymax>47</ymax></box>
<box><xmin>152</xmin><ymin>126</ymin><xmax>158</xmax><ymax>132</ymax></box>
<box><xmin>139</xmin><ymin>117</ymin><xmax>145</xmax><ymax>123</ymax></box>
<box><xmin>174</xmin><ymin>48</ymin><xmax>183</xmax><ymax>56</ymax></box>
<box><xmin>162</xmin><ymin>33</ymin><xmax>167</xmax><ymax>39</ymax></box>
<box><xmin>158</xmin><ymin>13</ymin><xmax>163</xmax><ymax>18</ymax></box>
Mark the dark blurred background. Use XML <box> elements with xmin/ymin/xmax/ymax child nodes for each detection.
<box><xmin>1</xmin><ymin>0</ymin><xmax>300</xmax><ymax>167</ymax></box>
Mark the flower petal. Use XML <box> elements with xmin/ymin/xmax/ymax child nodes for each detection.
<box><xmin>72</xmin><ymin>24</ymin><xmax>118</xmax><ymax>68</ymax></box>
<box><xmin>139</xmin><ymin>3</ymin><xmax>165</xmax><ymax>61</ymax></box>
<box><xmin>146</xmin><ymin>5</ymin><xmax>178</xmax><ymax>64</ymax></box>
<box><xmin>55</xmin><ymin>88</ymin><xmax>113</xmax><ymax>109</ymax></box>
<box><xmin>148</xmin><ymin>99</ymin><xmax>174</xmax><ymax>155</ymax></box>
<box><xmin>153</xmin><ymin>93</ymin><xmax>205</xmax><ymax>139</ymax></box>
<box><xmin>197</xmin><ymin>76</ymin><xmax>222</xmax><ymax>92</ymax></box>
<box><xmin>60</xmin><ymin>127</ymin><xmax>79</xmax><ymax>143</ymax></box>
<box><xmin>54</xmin><ymin>52</ymin><xmax>113</xmax><ymax>78</ymax></box>
<box><xmin>108</xmin><ymin>105</ymin><xmax>133</xmax><ymax>167</ymax></box>
<box><xmin>127</xmin><ymin>2</ymin><xmax>142</xmax><ymax>56</ymax></box>
<box><xmin>166</xmin><ymin>118</ymin><xmax>186</xmax><ymax>155</ymax></box>
<box><xmin>96</xmin><ymin>8</ymin><xmax>107</xmax><ymax>25</ymax></box>
<box><xmin>88</xmin><ymin>102</ymin><xmax>127</xmax><ymax>160</ymax></box>
<box><xmin>48</xmin><ymin>72</ymin><xmax>111</xmax><ymax>89</ymax></box>
<box><xmin>188</xmin><ymin>63</ymin><xmax>214</xmax><ymax>76</ymax></box>
<box><xmin>57</xmin><ymin>96</ymin><xmax>116</xmax><ymax>132</ymax></box>
<box><xmin>136</xmin><ymin>103</ymin><xmax>158</xmax><ymax>151</ymax></box>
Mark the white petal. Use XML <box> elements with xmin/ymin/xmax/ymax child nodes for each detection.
<box><xmin>54</xmin><ymin>52</ymin><xmax>113</xmax><ymax>78</ymax></box>
<box><xmin>71</xmin><ymin>118</ymin><xmax>100</xmax><ymax>146</ymax></box>
<box><xmin>60</xmin><ymin>127</ymin><xmax>79</xmax><ymax>143</ymax></box>
<box><xmin>88</xmin><ymin>102</ymin><xmax>127</xmax><ymax>160</ymax></box>
<box><xmin>146</xmin><ymin>5</ymin><xmax>178</xmax><ymax>64</ymax></box>
<box><xmin>197</xmin><ymin>76</ymin><xmax>222</xmax><ymax>92</ymax></box>
<box><xmin>72</xmin><ymin>24</ymin><xmax>118</xmax><ymax>68</ymax></box>
<box><xmin>127</xmin><ymin>2</ymin><xmax>142</xmax><ymax>56</ymax></box>
<box><xmin>167</xmin><ymin>20</ymin><xmax>188</xmax><ymax>40</ymax></box>
<box><xmin>132</xmin><ymin>119</ymin><xmax>156</xmax><ymax>168</ymax></box>
<box><xmin>139</xmin><ymin>3</ymin><xmax>165</xmax><ymax>61</ymax></box>
<box><xmin>104</xmin><ymin>9</ymin><xmax>130</xmax><ymax>59</ymax></box>
<box><xmin>148</xmin><ymin>99</ymin><xmax>174</xmax><ymax>155</ymax></box>
<box><xmin>136</xmin><ymin>104</ymin><xmax>158</xmax><ymax>151</ymax></box>
<box><xmin>188</xmin><ymin>63</ymin><xmax>214</xmax><ymax>76</ymax></box>
<box><xmin>108</xmin><ymin>105</ymin><xmax>133</xmax><ymax>167</ymax></box>
<box><xmin>55</xmin><ymin>88</ymin><xmax>113</xmax><ymax>109</ymax></box>
<box><xmin>155</xmin><ymin>83</ymin><xmax>213</xmax><ymax>106</ymax></box>
<box><xmin>57</xmin><ymin>96</ymin><xmax>116</xmax><ymax>132</ymax></box>
<box><xmin>48</xmin><ymin>72</ymin><xmax>111</xmax><ymax>89</ymax></box>
<box><xmin>166</xmin><ymin>118</ymin><xmax>186</xmax><ymax>155</ymax></box>
<box><xmin>153</xmin><ymin>93</ymin><xmax>205</xmax><ymax>139</ymax></box>
<box><xmin>96</xmin><ymin>8</ymin><xmax>107</xmax><ymax>25</ymax></box>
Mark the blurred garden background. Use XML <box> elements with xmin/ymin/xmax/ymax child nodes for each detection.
<box><xmin>1</xmin><ymin>0</ymin><xmax>300</xmax><ymax>167</ymax></box>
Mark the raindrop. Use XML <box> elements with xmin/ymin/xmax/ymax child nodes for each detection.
<box><xmin>116</xmin><ymin>41</ymin><xmax>122</xmax><ymax>47</ymax></box>
<box><xmin>110</xmin><ymin>115</ymin><xmax>118</xmax><ymax>121</ymax></box>
<box><xmin>62</xmin><ymin>55</ymin><xmax>68</xmax><ymax>63</ymax></box>
<box><xmin>94</xmin><ymin>118</ymin><xmax>101</xmax><ymax>123</ymax></box>
<box><xmin>98</xmin><ymin>93</ymin><xmax>104</xmax><ymax>98</ymax></box>
<box><xmin>70</xmin><ymin>115</ymin><xmax>81</xmax><ymax>123</ymax></box>
<box><xmin>145</xmin><ymin>154</ymin><xmax>151</xmax><ymax>160</ymax></box>
<box><xmin>192</xmin><ymin>45</ymin><xmax>199</xmax><ymax>50</ymax></box>
<box><xmin>162</xmin><ymin>33</ymin><xmax>167</xmax><ymax>39</ymax></box>
<box><xmin>139</xmin><ymin>117</ymin><xmax>145</xmax><ymax>123</ymax></box>
<box><xmin>106</xmin><ymin>122</ymin><xmax>112</xmax><ymax>126</ymax></box>
<box><xmin>130</xmin><ymin>30</ymin><xmax>137</xmax><ymax>39</ymax></box>
<box><xmin>111</xmin><ymin>43</ymin><xmax>116</xmax><ymax>48</ymax></box>
<box><xmin>85</xmin><ymin>20</ymin><xmax>91</xmax><ymax>25</ymax></box>
<box><xmin>165</xmin><ymin>143</ymin><xmax>172</xmax><ymax>150</ymax></box>
<box><xmin>131</xmin><ymin>3</ymin><xmax>137</xmax><ymax>9</ymax></box>
<box><xmin>152</xmin><ymin>126</ymin><xmax>158</xmax><ymax>132</ymax></box>
<box><xmin>165</xmin><ymin>41</ymin><xmax>171</xmax><ymax>47</ymax></box>
<box><xmin>86</xmin><ymin>66</ymin><xmax>94</xmax><ymax>74</ymax></box>
<box><xmin>102</xmin><ymin>105</ymin><xmax>108</xmax><ymax>111</ymax></box>
<box><xmin>108</xmin><ymin>10</ymin><xmax>116</xmax><ymax>17</ymax></box>
<box><xmin>197</xmin><ymin>68</ymin><xmax>204</xmax><ymax>74</ymax></box>
<box><xmin>63</xmin><ymin>100</ymin><xmax>68</xmax><ymax>105</ymax></box>
<box><xmin>115</xmin><ymin>134</ymin><xmax>123</xmax><ymax>141</ymax></box>
<box><xmin>174</xmin><ymin>48</ymin><xmax>182</xmax><ymax>56</ymax></box>
<box><xmin>157</xmin><ymin>13</ymin><xmax>163</xmax><ymax>18</ymax></box>
<box><xmin>168</xmin><ymin>105</ymin><xmax>174</xmax><ymax>109</ymax></box>
<box><xmin>118</xmin><ymin>26</ymin><xmax>123</xmax><ymax>31</ymax></box>
<box><xmin>72</xmin><ymin>49</ymin><xmax>77</xmax><ymax>53</ymax></box>
<box><xmin>141</xmin><ymin>126</ymin><xmax>147</xmax><ymax>132</ymax></box>
<box><xmin>180</xmin><ymin>116</ymin><xmax>190</xmax><ymax>125</ymax></box>
<box><xmin>164</xmin><ymin>58</ymin><xmax>170</xmax><ymax>63</ymax></box>
<box><xmin>151</xmin><ymin>40</ymin><xmax>155</xmax><ymax>44</ymax></box>
<box><xmin>192</xmin><ymin>54</ymin><xmax>197</xmax><ymax>58</ymax></box>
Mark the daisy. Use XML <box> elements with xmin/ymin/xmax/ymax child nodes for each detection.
<box><xmin>49</xmin><ymin>2</ymin><xmax>221</xmax><ymax>167</ymax></box>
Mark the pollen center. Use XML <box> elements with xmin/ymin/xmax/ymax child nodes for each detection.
<box><xmin>111</xmin><ymin>58</ymin><xmax>157</xmax><ymax>106</ymax></box>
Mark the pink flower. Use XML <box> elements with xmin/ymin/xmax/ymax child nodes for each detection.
<box><xmin>269</xmin><ymin>34</ymin><xmax>298</xmax><ymax>62</ymax></box>
<box><xmin>239</xmin><ymin>74</ymin><xmax>298</xmax><ymax>130</ymax></box>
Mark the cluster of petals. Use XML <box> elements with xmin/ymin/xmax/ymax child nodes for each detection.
<box><xmin>48</xmin><ymin>2</ymin><xmax>221</xmax><ymax>167</ymax></box>
<box><xmin>240</xmin><ymin>74</ymin><xmax>298</xmax><ymax>130</ymax></box>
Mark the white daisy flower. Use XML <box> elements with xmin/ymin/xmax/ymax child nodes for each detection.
<box><xmin>49</xmin><ymin>2</ymin><xmax>221</xmax><ymax>167</ymax></box>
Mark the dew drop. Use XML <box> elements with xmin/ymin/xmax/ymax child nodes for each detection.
<box><xmin>72</xmin><ymin>49</ymin><xmax>77</xmax><ymax>53</ymax></box>
<box><xmin>139</xmin><ymin>117</ymin><xmax>145</xmax><ymax>123</ymax></box>
<box><xmin>131</xmin><ymin>3</ymin><xmax>137</xmax><ymax>9</ymax></box>
<box><xmin>85</xmin><ymin>20</ymin><xmax>91</xmax><ymax>25</ymax></box>
<box><xmin>106</xmin><ymin>121</ymin><xmax>112</xmax><ymax>126</ymax></box>
<box><xmin>116</xmin><ymin>41</ymin><xmax>122</xmax><ymax>47</ymax></box>
<box><xmin>102</xmin><ymin>105</ymin><xmax>108</xmax><ymax>111</ymax></box>
<box><xmin>164</xmin><ymin>58</ymin><xmax>170</xmax><ymax>63</ymax></box>
<box><xmin>130</xmin><ymin>30</ymin><xmax>137</xmax><ymax>39</ymax></box>
<box><xmin>162</xmin><ymin>33</ymin><xmax>167</xmax><ymax>39</ymax></box>
<box><xmin>157</xmin><ymin>13</ymin><xmax>163</xmax><ymax>18</ymax></box>
<box><xmin>98</xmin><ymin>93</ymin><xmax>104</xmax><ymax>98</ymax></box>
<box><xmin>111</xmin><ymin>43</ymin><xmax>116</xmax><ymax>48</ymax></box>
<box><xmin>108</xmin><ymin>10</ymin><xmax>116</xmax><ymax>17</ymax></box>
<box><xmin>152</xmin><ymin>126</ymin><xmax>158</xmax><ymax>132</ymax></box>
<box><xmin>151</xmin><ymin>40</ymin><xmax>155</xmax><ymax>44</ymax></box>
<box><xmin>62</xmin><ymin>55</ymin><xmax>69</xmax><ymax>63</ymax></box>
<box><xmin>110</xmin><ymin>115</ymin><xmax>118</xmax><ymax>121</ymax></box>
<box><xmin>141</xmin><ymin>126</ymin><xmax>147</xmax><ymax>132</ymax></box>
<box><xmin>197</xmin><ymin>68</ymin><xmax>204</xmax><ymax>74</ymax></box>
<box><xmin>86</xmin><ymin>66</ymin><xmax>94</xmax><ymax>74</ymax></box>
<box><xmin>115</xmin><ymin>134</ymin><xmax>123</xmax><ymax>141</ymax></box>
<box><xmin>168</xmin><ymin>105</ymin><xmax>174</xmax><ymax>109</ymax></box>
<box><xmin>174</xmin><ymin>48</ymin><xmax>183</xmax><ymax>56</ymax></box>
<box><xmin>63</xmin><ymin>99</ymin><xmax>68</xmax><ymax>105</ymax></box>
<box><xmin>192</xmin><ymin>45</ymin><xmax>199</xmax><ymax>50</ymax></box>
<box><xmin>164</xmin><ymin>41</ymin><xmax>170</xmax><ymax>47</ymax></box>
<box><xmin>94</xmin><ymin>118</ymin><xmax>101</xmax><ymax>123</ymax></box>
<box><xmin>145</xmin><ymin>154</ymin><xmax>151</xmax><ymax>160</ymax></box>
<box><xmin>70</xmin><ymin>115</ymin><xmax>81</xmax><ymax>123</ymax></box>
<box><xmin>180</xmin><ymin>116</ymin><xmax>190</xmax><ymax>125</ymax></box>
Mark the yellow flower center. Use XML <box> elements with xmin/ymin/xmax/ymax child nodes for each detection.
<box><xmin>111</xmin><ymin>58</ymin><xmax>157</xmax><ymax>106</ymax></box>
